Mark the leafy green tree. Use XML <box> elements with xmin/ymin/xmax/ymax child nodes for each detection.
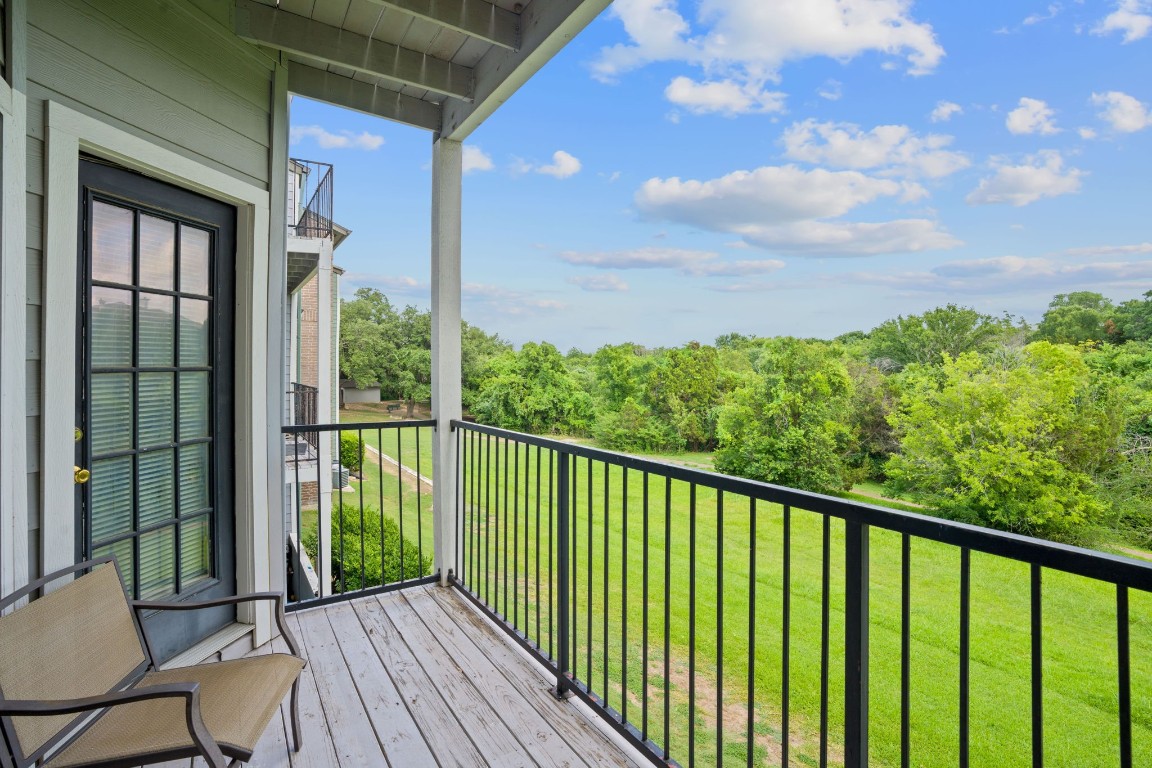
<box><xmin>647</xmin><ymin>342</ymin><xmax>727</xmax><ymax>451</ymax></box>
<box><xmin>1112</xmin><ymin>291</ymin><xmax>1152</xmax><ymax>343</ymax></box>
<box><xmin>845</xmin><ymin>360</ymin><xmax>898</xmax><ymax>480</ymax></box>
<box><xmin>885</xmin><ymin>342</ymin><xmax>1125</xmax><ymax>541</ymax></box>
<box><xmin>868</xmin><ymin>304</ymin><xmax>1016</xmax><ymax>370</ymax></box>
<box><xmin>591</xmin><ymin>343</ymin><xmax>646</xmax><ymax>408</ymax></box>
<box><xmin>471</xmin><ymin>342</ymin><xmax>594</xmax><ymax>434</ymax></box>
<box><xmin>340</xmin><ymin>288</ymin><xmax>506</xmax><ymax>415</ymax></box>
<box><xmin>592</xmin><ymin>396</ymin><xmax>683</xmax><ymax>453</ymax></box>
<box><xmin>1031</xmin><ymin>291</ymin><xmax>1115</xmax><ymax>345</ymax></box>
<box><xmin>715</xmin><ymin>338</ymin><xmax>857</xmax><ymax>493</ymax></box>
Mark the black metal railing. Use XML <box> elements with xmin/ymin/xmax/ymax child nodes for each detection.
<box><xmin>283</xmin><ymin>420</ymin><xmax>437</xmax><ymax>610</ymax></box>
<box><xmin>287</xmin><ymin>382</ymin><xmax>319</xmax><ymax>449</ymax></box>
<box><xmin>289</xmin><ymin>158</ymin><xmax>334</xmax><ymax>239</ymax></box>
<box><xmin>451</xmin><ymin>420</ymin><xmax>1152</xmax><ymax>768</ymax></box>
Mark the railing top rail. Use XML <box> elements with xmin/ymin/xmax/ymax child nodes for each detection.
<box><xmin>283</xmin><ymin>419</ymin><xmax>437</xmax><ymax>434</ymax></box>
<box><xmin>452</xmin><ymin>419</ymin><xmax>1152</xmax><ymax>592</ymax></box>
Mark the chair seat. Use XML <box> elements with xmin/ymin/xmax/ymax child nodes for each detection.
<box><xmin>49</xmin><ymin>653</ymin><xmax>305</xmax><ymax>767</ymax></box>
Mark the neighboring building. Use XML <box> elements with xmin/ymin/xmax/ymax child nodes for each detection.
<box><xmin>283</xmin><ymin>158</ymin><xmax>347</xmax><ymax>578</ymax></box>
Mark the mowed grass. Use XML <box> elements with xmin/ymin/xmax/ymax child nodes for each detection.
<box><xmin>455</xmin><ymin>433</ymin><xmax>1152</xmax><ymax>768</ymax></box>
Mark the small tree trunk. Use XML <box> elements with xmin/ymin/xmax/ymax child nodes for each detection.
<box><xmin>406</xmin><ymin>398</ymin><xmax>416</xmax><ymax>418</ymax></box>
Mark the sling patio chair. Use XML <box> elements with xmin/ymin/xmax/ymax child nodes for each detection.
<box><xmin>0</xmin><ymin>556</ymin><xmax>305</xmax><ymax>768</ymax></box>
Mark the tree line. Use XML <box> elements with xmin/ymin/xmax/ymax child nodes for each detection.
<box><xmin>340</xmin><ymin>287</ymin><xmax>1152</xmax><ymax>547</ymax></box>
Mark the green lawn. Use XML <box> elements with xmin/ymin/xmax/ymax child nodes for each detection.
<box><xmin>455</xmin><ymin>435</ymin><xmax>1152</xmax><ymax>768</ymax></box>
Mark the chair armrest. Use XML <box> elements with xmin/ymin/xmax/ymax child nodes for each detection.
<box><xmin>0</xmin><ymin>684</ymin><xmax>228</xmax><ymax>768</ymax></box>
<box><xmin>133</xmin><ymin>592</ymin><xmax>301</xmax><ymax>657</ymax></box>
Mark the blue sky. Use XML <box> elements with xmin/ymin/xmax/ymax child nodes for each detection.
<box><xmin>289</xmin><ymin>0</ymin><xmax>1152</xmax><ymax>351</ymax></box>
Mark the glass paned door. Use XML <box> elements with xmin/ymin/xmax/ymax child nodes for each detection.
<box><xmin>77</xmin><ymin>159</ymin><xmax>235</xmax><ymax>662</ymax></box>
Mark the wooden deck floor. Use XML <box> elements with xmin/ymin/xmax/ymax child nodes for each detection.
<box><xmin>241</xmin><ymin>585</ymin><xmax>641</xmax><ymax>768</ymax></box>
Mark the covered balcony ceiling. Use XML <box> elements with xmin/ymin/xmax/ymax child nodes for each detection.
<box><xmin>234</xmin><ymin>0</ymin><xmax>611</xmax><ymax>140</ymax></box>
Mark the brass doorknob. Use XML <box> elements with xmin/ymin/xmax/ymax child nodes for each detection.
<box><xmin>74</xmin><ymin>466</ymin><xmax>90</xmax><ymax>484</ymax></box>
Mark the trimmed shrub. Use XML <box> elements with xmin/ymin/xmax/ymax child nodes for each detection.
<box><xmin>303</xmin><ymin>503</ymin><xmax>430</xmax><ymax>593</ymax></box>
<box><xmin>339</xmin><ymin>432</ymin><xmax>365</xmax><ymax>474</ymax></box>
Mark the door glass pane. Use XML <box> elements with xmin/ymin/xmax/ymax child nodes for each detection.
<box><xmin>138</xmin><ymin>293</ymin><xmax>174</xmax><ymax>366</ymax></box>
<box><xmin>180</xmin><ymin>373</ymin><xmax>209</xmax><ymax>439</ymax></box>
<box><xmin>179</xmin><ymin>299</ymin><xmax>209</xmax><ymax>366</ymax></box>
<box><xmin>91</xmin><ymin>287</ymin><xmax>133</xmax><ymax>367</ymax></box>
<box><xmin>138</xmin><ymin>449</ymin><xmax>175</xmax><ymax>527</ymax></box>
<box><xmin>138</xmin><ymin>373</ymin><xmax>174</xmax><ymax>447</ymax></box>
<box><xmin>181</xmin><ymin>517</ymin><xmax>211</xmax><ymax>588</ymax></box>
<box><xmin>90</xmin><ymin>456</ymin><xmax>133</xmax><ymax>542</ymax></box>
<box><xmin>139</xmin><ymin>215</ymin><xmax>175</xmax><ymax>291</ymax></box>
<box><xmin>179</xmin><ymin>444</ymin><xmax>210</xmax><ymax>514</ymax></box>
<box><xmin>181</xmin><ymin>225</ymin><xmax>210</xmax><ymax>295</ymax></box>
<box><xmin>94</xmin><ymin>539</ymin><xmax>135</xmax><ymax>595</ymax></box>
<box><xmin>91</xmin><ymin>202</ymin><xmax>133</xmax><ymax>285</ymax></box>
<box><xmin>91</xmin><ymin>374</ymin><xmax>133</xmax><ymax>455</ymax></box>
<box><xmin>139</xmin><ymin>527</ymin><xmax>176</xmax><ymax>599</ymax></box>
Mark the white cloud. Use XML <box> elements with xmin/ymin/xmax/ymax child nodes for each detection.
<box><xmin>781</xmin><ymin>119</ymin><xmax>970</xmax><ymax>178</ymax></box>
<box><xmin>1006</xmin><ymin>97</ymin><xmax>1060</xmax><ymax>135</ymax></box>
<box><xmin>1079</xmin><ymin>126</ymin><xmax>1098</xmax><ymax>139</ymax></box>
<box><xmin>566</xmin><ymin>274</ymin><xmax>631</xmax><ymax>292</ymax></box>
<box><xmin>559</xmin><ymin>247</ymin><xmax>785</xmax><ymax>277</ymax></box>
<box><xmin>340</xmin><ymin>273</ymin><xmax>423</xmax><ymax>293</ymax></box>
<box><xmin>290</xmin><ymin>125</ymin><xmax>385</xmax><ymax>150</ymax></box>
<box><xmin>462</xmin><ymin>145</ymin><xmax>494</xmax><ymax>174</ymax></box>
<box><xmin>930</xmin><ymin>100</ymin><xmax>963</xmax><ymax>122</ymax></box>
<box><xmin>848</xmin><ymin>253</ymin><xmax>1152</xmax><ymax>295</ymax></box>
<box><xmin>560</xmin><ymin>247</ymin><xmax>720</xmax><ymax>270</ymax></box>
<box><xmin>463</xmin><ymin>283</ymin><xmax>566</xmax><ymax>315</ymax></box>
<box><xmin>1091</xmin><ymin>91</ymin><xmax>1152</xmax><ymax>132</ymax></box>
<box><xmin>818</xmin><ymin>79</ymin><xmax>843</xmax><ymax>101</ymax></box>
<box><xmin>1063</xmin><ymin>242</ymin><xmax>1152</xmax><ymax>257</ymax></box>
<box><xmin>1094</xmin><ymin>0</ymin><xmax>1152</xmax><ymax>42</ymax></box>
<box><xmin>635</xmin><ymin>165</ymin><xmax>960</xmax><ymax>255</ymax></box>
<box><xmin>966</xmin><ymin>151</ymin><xmax>1084</xmax><ymax>207</ymax></box>
<box><xmin>537</xmin><ymin>150</ymin><xmax>582</xmax><ymax>179</ymax></box>
<box><xmin>1024</xmin><ymin>4</ymin><xmax>1063</xmax><ymax>25</ymax></box>
<box><xmin>664</xmin><ymin>76</ymin><xmax>786</xmax><ymax>116</ymax></box>
<box><xmin>593</xmin><ymin>0</ymin><xmax>944</xmax><ymax>115</ymax></box>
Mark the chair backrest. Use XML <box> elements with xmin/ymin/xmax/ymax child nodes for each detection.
<box><xmin>0</xmin><ymin>559</ymin><xmax>149</xmax><ymax>767</ymax></box>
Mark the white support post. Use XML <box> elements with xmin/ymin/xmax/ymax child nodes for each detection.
<box><xmin>430</xmin><ymin>136</ymin><xmax>462</xmax><ymax>586</ymax></box>
<box><xmin>316</xmin><ymin>240</ymin><xmax>334</xmax><ymax>594</ymax></box>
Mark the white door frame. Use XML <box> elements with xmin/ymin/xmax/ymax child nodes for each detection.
<box><xmin>41</xmin><ymin>100</ymin><xmax>276</xmax><ymax>639</ymax></box>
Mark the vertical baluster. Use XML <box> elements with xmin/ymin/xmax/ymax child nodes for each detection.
<box><xmin>689</xmin><ymin>483</ymin><xmax>697</xmax><ymax>766</ymax></box>
<box><xmin>514</xmin><ymin>440</ymin><xmax>520</xmax><ymax>628</ymax></box>
<box><xmin>820</xmin><ymin>515</ymin><xmax>831</xmax><ymax>768</ymax></box>
<box><xmin>418</xmin><ymin>425</ymin><xmax>425</xmax><ymax>568</ymax></box>
<box><xmin>587</xmin><ymin>457</ymin><xmax>593</xmax><ymax>688</ymax></box>
<box><xmin>960</xmin><ymin>548</ymin><xmax>971</xmax><ymax>768</ymax></box>
<box><xmin>747</xmin><ymin>497</ymin><xmax>756</xmax><ymax>768</ymax></box>
<box><xmin>622</xmin><ymin>467</ymin><xmax>629</xmax><ymax>727</ymax></box>
<box><xmin>782</xmin><ymin>505</ymin><xmax>791</xmax><ymax>768</ymax></box>
<box><xmin>664</xmin><ymin>476</ymin><xmax>672</xmax><ymax>761</ymax></box>
<box><xmin>717</xmin><ymin>490</ymin><xmax>724</xmax><ymax>768</ymax></box>
<box><xmin>604</xmin><ymin>464</ymin><xmax>611</xmax><ymax>705</ymax></box>
<box><xmin>536</xmin><ymin>444</ymin><xmax>543</xmax><ymax>646</ymax></box>
<box><xmin>554</xmin><ymin>450</ymin><xmax>570</xmax><ymax>699</ymax></box>
<box><xmin>642</xmin><ymin>471</ymin><xmax>650</xmax><ymax>742</ymax></box>
<box><xmin>1118</xmin><ymin>584</ymin><xmax>1132</xmax><ymax>768</ymax></box>
<box><xmin>1031</xmin><ymin>564</ymin><xmax>1043</xmax><ymax>768</ymax></box>
<box><xmin>844</xmin><ymin>519</ymin><xmax>871</xmax><ymax>768</ymax></box>
<box><xmin>901</xmin><ymin>534</ymin><xmax>911</xmax><ymax>768</ymax></box>
<box><xmin>395</xmin><ymin>428</ymin><xmax>402</xmax><ymax>585</ymax></box>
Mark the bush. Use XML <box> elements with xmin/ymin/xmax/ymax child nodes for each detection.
<box><xmin>592</xmin><ymin>397</ymin><xmax>683</xmax><ymax>453</ymax></box>
<box><xmin>339</xmin><ymin>432</ymin><xmax>365</xmax><ymax>474</ymax></box>
<box><xmin>303</xmin><ymin>504</ymin><xmax>430</xmax><ymax>593</ymax></box>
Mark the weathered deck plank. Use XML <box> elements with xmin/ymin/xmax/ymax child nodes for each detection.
<box><xmin>424</xmin><ymin>586</ymin><xmax>639</xmax><ymax>766</ymax></box>
<box><xmin>324</xmin><ymin>602</ymin><xmax>438</xmax><ymax>767</ymax></box>
<box><xmin>399</xmin><ymin>588</ymin><xmax>590</xmax><ymax>768</ymax></box>
<box><xmin>350</xmin><ymin>594</ymin><xmax>490</xmax><ymax>767</ymax></box>
<box><xmin>289</xmin><ymin>611</ymin><xmax>387</xmax><ymax>766</ymax></box>
<box><xmin>245</xmin><ymin>586</ymin><xmax>639</xmax><ymax>768</ymax></box>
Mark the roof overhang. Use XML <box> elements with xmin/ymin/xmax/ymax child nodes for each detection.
<box><xmin>234</xmin><ymin>0</ymin><xmax>612</xmax><ymax>140</ymax></box>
